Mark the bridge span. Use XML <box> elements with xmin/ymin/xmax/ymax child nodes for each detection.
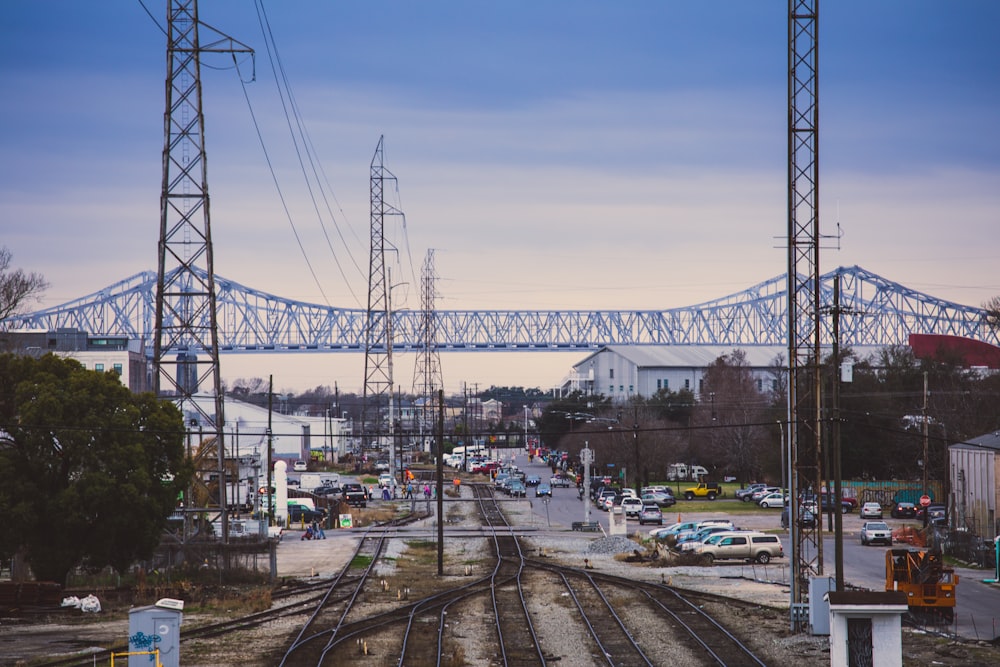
<box><xmin>2</xmin><ymin>265</ymin><xmax>994</xmax><ymax>353</ymax></box>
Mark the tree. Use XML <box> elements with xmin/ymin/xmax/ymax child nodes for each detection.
<box><xmin>983</xmin><ymin>295</ymin><xmax>1000</xmax><ymax>331</ymax></box>
<box><xmin>697</xmin><ymin>350</ymin><xmax>771</xmax><ymax>483</ymax></box>
<box><xmin>0</xmin><ymin>353</ymin><xmax>190</xmax><ymax>585</ymax></box>
<box><xmin>0</xmin><ymin>247</ymin><xmax>48</xmax><ymax>322</ymax></box>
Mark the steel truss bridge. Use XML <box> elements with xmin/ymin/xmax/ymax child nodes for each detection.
<box><xmin>3</xmin><ymin>265</ymin><xmax>995</xmax><ymax>353</ymax></box>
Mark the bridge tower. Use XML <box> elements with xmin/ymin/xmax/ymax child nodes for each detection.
<box><xmin>787</xmin><ymin>0</ymin><xmax>823</xmax><ymax>628</ymax></box>
<box><xmin>153</xmin><ymin>0</ymin><xmax>252</xmax><ymax>541</ymax></box>
<box><xmin>362</xmin><ymin>137</ymin><xmax>402</xmax><ymax>460</ymax></box>
<box><xmin>412</xmin><ymin>249</ymin><xmax>444</xmax><ymax>450</ymax></box>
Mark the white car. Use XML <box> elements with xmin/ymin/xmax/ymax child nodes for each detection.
<box><xmin>860</xmin><ymin>502</ymin><xmax>883</xmax><ymax>519</ymax></box>
<box><xmin>378</xmin><ymin>473</ymin><xmax>394</xmax><ymax>489</ymax></box>
<box><xmin>758</xmin><ymin>492</ymin><xmax>786</xmax><ymax>508</ymax></box>
<box><xmin>293</xmin><ymin>459</ymin><xmax>308</xmax><ymax>472</ymax></box>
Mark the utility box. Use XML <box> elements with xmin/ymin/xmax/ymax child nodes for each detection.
<box><xmin>128</xmin><ymin>598</ymin><xmax>184</xmax><ymax>667</ymax></box>
<box><xmin>826</xmin><ymin>591</ymin><xmax>907</xmax><ymax>667</ymax></box>
<box><xmin>808</xmin><ymin>576</ymin><xmax>836</xmax><ymax>635</ymax></box>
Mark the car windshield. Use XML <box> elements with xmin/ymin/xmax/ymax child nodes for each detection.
<box><xmin>868</xmin><ymin>522</ymin><xmax>889</xmax><ymax>530</ymax></box>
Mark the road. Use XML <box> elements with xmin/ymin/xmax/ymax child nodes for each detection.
<box><xmin>507</xmin><ymin>452</ymin><xmax>1000</xmax><ymax>642</ymax></box>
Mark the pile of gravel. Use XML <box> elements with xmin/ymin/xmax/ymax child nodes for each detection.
<box><xmin>587</xmin><ymin>535</ymin><xmax>642</xmax><ymax>555</ymax></box>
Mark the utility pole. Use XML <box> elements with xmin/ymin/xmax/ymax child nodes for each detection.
<box><xmin>362</xmin><ymin>136</ymin><xmax>401</xmax><ymax>462</ymax></box>
<box><xmin>787</xmin><ymin>0</ymin><xmax>822</xmax><ymax>630</ymax></box>
<box><xmin>153</xmin><ymin>0</ymin><xmax>253</xmax><ymax>551</ymax></box>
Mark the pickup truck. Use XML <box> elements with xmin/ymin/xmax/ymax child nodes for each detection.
<box><xmin>341</xmin><ymin>483</ymin><xmax>368</xmax><ymax>508</ymax></box>
<box><xmin>694</xmin><ymin>531</ymin><xmax>784</xmax><ymax>564</ymax></box>
<box><xmin>682</xmin><ymin>481</ymin><xmax>723</xmax><ymax>501</ymax></box>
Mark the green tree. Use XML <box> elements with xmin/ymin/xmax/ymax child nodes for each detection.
<box><xmin>0</xmin><ymin>353</ymin><xmax>189</xmax><ymax>584</ymax></box>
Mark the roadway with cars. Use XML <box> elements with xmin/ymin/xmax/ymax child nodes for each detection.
<box><xmin>508</xmin><ymin>453</ymin><xmax>999</xmax><ymax>641</ymax></box>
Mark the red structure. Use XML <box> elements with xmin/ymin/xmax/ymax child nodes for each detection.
<box><xmin>908</xmin><ymin>334</ymin><xmax>1000</xmax><ymax>369</ymax></box>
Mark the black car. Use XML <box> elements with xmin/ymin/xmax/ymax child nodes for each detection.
<box><xmin>891</xmin><ymin>501</ymin><xmax>917</xmax><ymax>519</ymax></box>
<box><xmin>781</xmin><ymin>506</ymin><xmax>816</xmax><ymax>529</ymax></box>
<box><xmin>916</xmin><ymin>503</ymin><xmax>947</xmax><ymax>525</ymax></box>
<box><xmin>288</xmin><ymin>506</ymin><xmax>326</xmax><ymax>523</ymax></box>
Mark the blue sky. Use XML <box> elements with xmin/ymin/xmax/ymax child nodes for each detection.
<box><xmin>2</xmin><ymin>1</ymin><xmax>998</xmax><ymax>393</ymax></box>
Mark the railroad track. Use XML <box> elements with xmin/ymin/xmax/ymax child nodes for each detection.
<box><xmin>29</xmin><ymin>482</ymin><xmax>771</xmax><ymax>666</ymax></box>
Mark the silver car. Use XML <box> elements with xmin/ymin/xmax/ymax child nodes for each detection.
<box><xmin>860</xmin><ymin>521</ymin><xmax>892</xmax><ymax>546</ymax></box>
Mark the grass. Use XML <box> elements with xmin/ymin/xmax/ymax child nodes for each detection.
<box><xmin>350</xmin><ymin>554</ymin><xmax>374</xmax><ymax>569</ymax></box>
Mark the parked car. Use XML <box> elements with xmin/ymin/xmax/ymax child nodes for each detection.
<box><xmin>891</xmin><ymin>501</ymin><xmax>917</xmax><ymax>519</ymax></box>
<box><xmin>736</xmin><ymin>483</ymin><xmax>769</xmax><ymax>502</ymax></box>
<box><xmin>759</xmin><ymin>492</ymin><xmax>787</xmax><ymax>509</ymax></box>
<box><xmin>377</xmin><ymin>473</ymin><xmax>394</xmax><ymax>489</ymax></box>
<box><xmin>917</xmin><ymin>503</ymin><xmax>947</xmax><ymax>526</ymax></box>
<box><xmin>621</xmin><ymin>497</ymin><xmax>644</xmax><ymax>517</ymax></box>
<box><xmin>650</xmin><ymin>521</ymin><xmax>702</xmax><ymax>540</ymax></box>
<box><xmin>780</xmin><ymin>506</ymin><xmax>816</xmax><ymax>528</ymax></box>
<box><xmin>751</xmin><ymin>486</ymin><xmax>781</xmax><ymax>503</ymax></box>
<box><xmin>293</xmin><ymin>459</ymin><xmax>308</xmax><ymax>472</ymax></box>
<box><xmin>860</xmin><ymin>521</ymin><xmax>892</xmax><ymax>546</ymax></box>
<box><xmin>638</xmin><ymin>503</ymin><xmax>663</xmax><ymax>525</ymax></box>
<box><xmin>641</xmin><ymin>491</ymin><xmax>676</xmax><ymax>508</ymax></box>
<box><xmin>534</xmin><ymin>483</ymin><xmax>552</xmax><ymax>497</ymax></box>
<box><xmin>819</xmin><ymin>494</ymin><xmax>853</xmax><ymax>514</ymax></box>
<box><xmin>860</xmin><ymin>502</ymin><xmax>883</xmax><ymax>519</ymax></box>
<box><xmin>288</xmin><ymin>505</ymin><xmax>325</xmax><ymax>523</ymax></box>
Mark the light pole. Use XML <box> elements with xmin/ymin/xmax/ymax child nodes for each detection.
<box><xmin>523</xmin><ymin>405</ymin><xmax>529</xmax><ymax>452</ymax></box>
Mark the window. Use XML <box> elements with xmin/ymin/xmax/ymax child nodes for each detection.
<box><xmin>619</xmin><ymin>385</ymin><xmax>624</xmax><ymax>392</ymax></box>
<box><xmin>113</xmin><ymin>363</ymin><xmax>123</xmax><ymax>376</ymax></box>
<box><xmin>757</xmin><ymin>378</ymin><xmax>763</xmax><ymax>391</ymax></box>
<box><xmin>663</xmin><ymin>378</ymin><xmax>668</xmax><ymax>390</ymax></box>
<box><xmin>609</xmin><ymin>385</ymin><xmax>614</xmax><ymax>394</ymax></box>
<box><xmin>656</xmin><ymin>379</ymin><xmax>661</xmax><ymax>390</ymax></box>
<box><xmin>684</xmin><ymin>379</ymin><xmax>690</xmax><ymax>390</ymax></box>
<box><xmin>628</xmin><ymin>385</ymin><xmax>633</xmax><ymax>393</ymax></box>
<box><xmin>95</xmin><ymin>363</ymin><xmax>104</xmax><ymax>372</ymax></box>
<box><xmin>610</xmin><ymin>369</ymin><xmax>615</xmax><ymax>379</ymax></box>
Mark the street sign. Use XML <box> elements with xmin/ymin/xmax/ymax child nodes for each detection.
<box><xmin>580</xmin><ymin>448</ymin><xmax>593</xmax><ymax>464</ymax></box>
<box><xmin>919</xmin><ymin>495</ymin><xmax>931</xmax><ymax>507</ymax></box>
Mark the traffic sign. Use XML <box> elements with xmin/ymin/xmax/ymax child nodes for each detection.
<box><xmin>919</xmin><ymin>495</ymin><xmax>931</xmax><ymax>507</ymax></box>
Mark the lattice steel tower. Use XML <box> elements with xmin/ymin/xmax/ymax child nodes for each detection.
<box><xmin>153</xmin><ymin>0</ymin><xmax>251</xmax><ymax>542</ymax></box>
<box><xmin>413</xmin><ymin>249</ymin><xmax>444</xmax><ymax>442</ymax></box>
<box><xmin>787</xmin><ymin>0</ymin><xmax>823</xmax><ymax>629</ymax></box>
<box><xmin>362</xmin><ymin>136</ymin><xmax>402</xmax><ymax>454</ymax></box>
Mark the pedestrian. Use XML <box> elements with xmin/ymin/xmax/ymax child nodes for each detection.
<box><xmin>382</xmin><ymin>486</ymin><xmax>390</xmax><ymax>501</ymax></box>
<box><xmin>423</xmin><ymin>484</ymin><xmax>431</xmax><ymax>499</ymax></box>
<box><xmin>312</xmin><ymin>520</ymin><xmax>326</xmax><ymax>539</ymax></box>
<box><xmin>301</xmin><ymin>525</ymin><xmax>314</xmax><ymax>541</ymax></box>
<box><xmin>406</xmin><ymin>482</ymin><xmax>414</xmax><ymax>499</ymax></box>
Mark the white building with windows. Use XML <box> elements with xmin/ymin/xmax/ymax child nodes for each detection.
<box><xmin>559</xmin><ymin>345</ymin><xmax>788</xmax><ymax>401</ymax></box>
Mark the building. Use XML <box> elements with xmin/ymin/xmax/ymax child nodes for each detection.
<box><xmin>560</xmin><ymin>345</ymin><xmax>788</xmax><ymax>401</ymax></box>
<box><xmin>949</xmin><ymin>431</ymin><xmax>1000</xmax><ymax>541</ymax></box>
<box><xmin>1</xmin><ymin>327</ymin><xmax>149</xmax><ymax>393</ymax></box>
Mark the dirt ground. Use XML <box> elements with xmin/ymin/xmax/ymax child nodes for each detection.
<box><xmin>2</xmin><ymin>508</ymin><xmax>1000</xmax><ymax>666</ymax></box>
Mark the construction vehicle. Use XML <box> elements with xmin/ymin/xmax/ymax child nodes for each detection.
<box><xmin>885</xmin><ymin>547</ymin><xmax>958</xmax><ymax>622</ymax></box>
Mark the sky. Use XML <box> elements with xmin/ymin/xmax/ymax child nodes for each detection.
<box><xmin>2</xmin><ymin>1</ymin><xmax>998</xmax><ymax>396</ymax></box>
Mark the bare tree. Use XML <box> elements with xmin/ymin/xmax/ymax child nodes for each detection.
<box><xmin>0</xmin><ymin>247</ymin><xmax>48</xmax><ymax>322</ymax></box>
<box><xmin>983</xmin><ymin>295</ymin><xmax>1000</xmax><ymax>331</ymax></box>
<box><xmin>698</xmin><ymin>349</ymin><xmax>771</xmax><ymax>483</ymax></box>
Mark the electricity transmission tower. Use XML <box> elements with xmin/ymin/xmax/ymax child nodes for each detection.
<box><xmin>362</xmin><ymin>136</ymin><xmax>402</xmax><ymax>461</ymax></box>
<box><xmin>786</xmin><ymin>0</ymin><xmax>823</xmax><ymax>629</ymax></box>
<box><xmin>153</xmin><ymin>0</ymin><xmax>252</xmax><ymax>544</ymax></box>
<box><xmin>413</xmin><ymin>249</ymin><xmax>444</xmax><ymax>449</ymax></box>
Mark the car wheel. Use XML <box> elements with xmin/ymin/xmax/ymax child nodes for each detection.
<box><xmin>684</xmin><ymin>492</ymin><xmax>695</xmax><ymax>501</ymax></box>
<box><xmin>701</xmin><ymin>553</ymin><xmax>714</xmax><ymax>566</ymax></box>
<box><xmin>841</xmin><ymin>506</ymin><xmax>848</xmax><ymax>514</ymax></box>
<box><xmin>707</xmin><ymin>492</ymin><xmax>717</xmax><ymax>501</ymax></box>
<box><xmin>756</xmin><ymin>552</ymin><xmax>771</xmax><ymax>564</ymax></box>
